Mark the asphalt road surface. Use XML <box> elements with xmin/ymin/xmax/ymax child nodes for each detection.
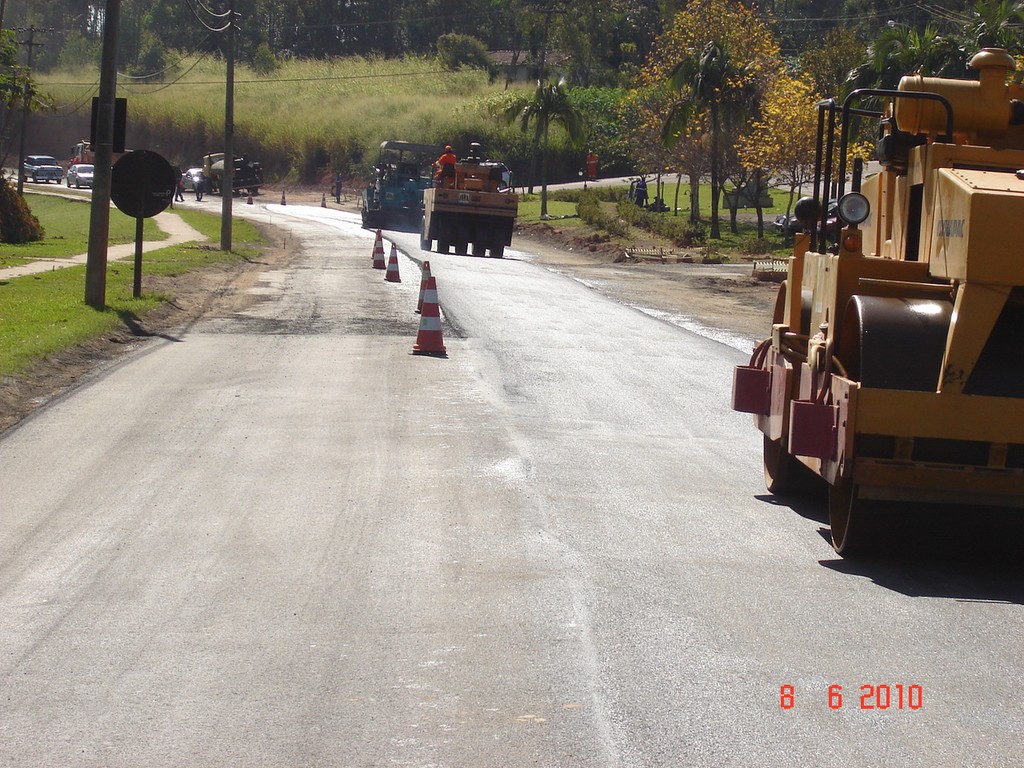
<box><xmin>2</xmin><ymin>203</ymin><xmax>1022</xmax><ymax>767</ymax></box>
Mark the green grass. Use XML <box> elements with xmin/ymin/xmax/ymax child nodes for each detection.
<box><xmin>42</xmin><ymin>56</ymin><xmax>513</xmax><ymax>181</ymax></box>
<box><xmin>516</xmin><ymin>195</ymin><xmax>584</xmax><ymax>225</ymax></box>
<box><xmin>0</xmin><ymin>194</ymin><xmax>166</xmax><ymax>267</ymax></box>
<box><xmin>0</xmin><ymin>206</ymin><xmax>265</xmax><ymax>376</ymax></box>
<box><xmin>542</xmin><ymin>182</ymin><xmax>795</xmax><ymax>255</ymax></box>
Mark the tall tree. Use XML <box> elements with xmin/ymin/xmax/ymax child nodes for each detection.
<box><xmin>852</xmin><ymin>22</ymin><xmax>966</xmax><ymax>91</ymax></box>
<box><xmin>505</xmin><ymin>78</ymin><xmax>584</xmax><ymax>217</ymax></box>
<box><xmin>662</xmin><ymin>41</ymin><xmax>755</xmax><ymax>238</ymax></box>
<box><xmin>649</xmin><ymin>0</ymin><xmax>779</xmax><ymax>239</ymax></box>
<box><xmin>966</xmin><ymin>0</ymin><xmax>1024</xmax><ymax>50</ymax></box>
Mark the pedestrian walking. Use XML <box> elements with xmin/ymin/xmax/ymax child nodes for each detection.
<box><xmin>195</xmin><ymin>173</ymin><xmax>205</xmax><ymax>202</ymax></box>
<box><xmin>334</xmin><ymin>172</ymin><xmax>343</xmax><ymax>203</ymax></box>
<box><xmin>175</xmin><ymin>171</ymin><xmax>185</xmax><ymax>202</ymax></box>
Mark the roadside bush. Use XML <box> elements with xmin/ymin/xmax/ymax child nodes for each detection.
<box><xmin>251</xmin><ymin>43</ymin><xmax>281</xmax><ymax>76</ymax></box>
<box><xmin>437</xmin><ymin>34</ymin><xmax>492</xmax><ymax>74</ymax></box>
<box><xmin>549</xmin><ymin>186</ymin><xmax>627</xmax><ymax>204</ymax></box>
<box><xmin>615</xmin><ymin>199</ymin><xmax>709</xmax><ymax>247</ymax></box>
<box><xmin>0</xmin><ymin>179</ymin><xmax>44</xmax><ymax>243</ymax></box>
<box><xmin>578</xmin><ymin>190</ymin><xmax>630</xmax><ymax>237</ymax></box>
<box><xmin>737</xmin><ymin>235</ymin><xmax>771</xmax><ymax>255</ymax></box>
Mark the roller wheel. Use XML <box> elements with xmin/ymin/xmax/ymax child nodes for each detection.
<box><xmin>763</xmin><ymin>435</ymin><xmax>804</xmax><ymax>495</ymax></box>
<box><xmin>828</xmin><ymin>481</ymin><xmax>880</xmax><ymax>555</ymax></box>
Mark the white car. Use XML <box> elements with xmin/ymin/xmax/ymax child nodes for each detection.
<box><xmin>182</xmin><ymin>167</ymin><xmax>205</xmax><ymax>190</ymax></box>
<box><xmin>66</xmin><ymin>164</ymin><xmax>95</xmax><ymax>189</ymax></box>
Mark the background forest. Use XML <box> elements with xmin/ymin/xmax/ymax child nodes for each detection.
<box><xmin>2</xmin><ymin>0</ymin><xmax>1023</xmax><ymax>234</ymax></box>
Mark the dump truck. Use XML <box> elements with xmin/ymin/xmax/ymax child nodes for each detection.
<box><xmin>360</xmin><ymin>141</ymin><xmax>441</xmax><ymax>230</ymax></box>
<box><xmin>202</xmin><ymin>152</ymin><xmax>264</xmax><ymax>196</ymax></box>
<box><xmin>731</xmin><ymin>48</ymin><xmax>1024</xmax><ymax>555</ymax></box>
<box><xmin>421</xmin><ymin>148</ymin><xmax>518</xmax><ymax>258</ymax></box>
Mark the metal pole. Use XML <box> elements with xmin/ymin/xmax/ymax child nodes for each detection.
<box><xmin>15</xmin><ymin>26</ymin><xmax>43</xmax><ymax>198</ymax></box>
<box><xmin>220</xmin><ymin>0</ymin><xmax>234</xmax><ymax>252</ymax></box>
<box><xmin>85</xmin><ymin>0</ymin><xmax>121</xmax><ymax>308</ymax></box>
<box><xmin>133</xmin><ymin>214</ymin><xmax>143</xmax><ymax>298</ymax></box>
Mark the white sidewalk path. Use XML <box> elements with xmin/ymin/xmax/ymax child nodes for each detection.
<box><xmin>0</xmin><ymin>210</ymin><xmax>207</xmax><ymax>281</ymax></box>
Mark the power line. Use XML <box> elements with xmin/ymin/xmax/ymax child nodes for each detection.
<box><xmin>47</xmin><ymin>67</ymin><xmax>457</xmax><ymax>89</ymax></box>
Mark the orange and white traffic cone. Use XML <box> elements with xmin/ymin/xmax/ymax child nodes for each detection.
<box><xmin>416</xmin><ymin>261</ymin><xmax>432</xmax><ymax>314</ymax></box>
<box><xmin>412</xmin><ymin>276</ymin><xmax>447</xmax><ymax>357</ymax></box>
<box><xmin>371</xmin><ymin>229</ymin><xmax>384</xmax><ymax>261</ymax></box>
<box><xmin>385</xmin><ymin>243</ymin><xmax>401</xmax><ymax>282</ymax></box>
<box><xmin>372</xmin><ymin>231</ymin><xmax>387</xmax><ymax>269</ymax></box>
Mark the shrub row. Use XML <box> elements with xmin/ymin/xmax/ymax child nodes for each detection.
<box><xmin>615</xmin><ymin>200</ymin><xmax>707</xmax><ymax>247</ymax></box>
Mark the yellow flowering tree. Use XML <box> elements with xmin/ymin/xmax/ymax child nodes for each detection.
<box><xmin>736</xmin><ymin>73</ymin><xmax>819</xmax><ymax>217</ymax></box>
<box><xmin>641</xmin><ymin>0</ymin><xmax>782</xmax><ymax>238</ymax></box>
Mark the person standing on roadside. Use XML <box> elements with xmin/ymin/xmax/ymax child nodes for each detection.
<box><xmin>635</xmin><ymin>175</ymin><xmax>648</xmax><ymax>208</ymax></box>
<box><xmin>334</xmin><ymin>172</ymin><xmax>343</xmax><ymax>203</ymax></box>
<box><xmin>195</xmin><ymin>172</ymin><xmax>205</xmax><ymax>202</ymax></box>
<box><xmin>175</xmin><ymin>171</ymin><xmax>186</xmax><ymax>202</ymax></box>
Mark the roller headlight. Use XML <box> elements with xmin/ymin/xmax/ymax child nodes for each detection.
<box><xmin>837</xmin><ymin>192</ymin><xmax>870</xmax><ymax>226</ymax></box>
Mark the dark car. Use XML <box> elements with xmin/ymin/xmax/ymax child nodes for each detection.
<box><xmin>66</xmin><ymin>163</ymin><xmax>95</xmax><ymax>189</ymax></box>
<box><xmin>182</xmin><ymin>167</ymin><xmax>204</xmax><ymax>190</ymax></box>
<box><xmin>774</xmin><ymin>200</ymin><xmax>839</xmax><ymax>238</ymax></box>
<box><xmin>772</xmin><ymin>213</ymin><xmax>803</xmax><ymax>237</ymax></box>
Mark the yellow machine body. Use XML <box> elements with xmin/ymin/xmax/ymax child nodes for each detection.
<box><xmin>733</xmin><ymin>49</ymin><xmax>1024</xmax><ymax>552</ymax></box>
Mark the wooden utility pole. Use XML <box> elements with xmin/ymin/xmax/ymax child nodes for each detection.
<box><xmin>15</xmin><ymin>26</ymin><xmax>48</xmax><ymax>197</ymax></box>
<box><xmin>220</xmin><ymin>0</ymin><xmax>235</xmax><ymax>252</ymax></box>
<box><xmin>85</xmin><ymin>0</ymin><xmax>121</xmax><ymax>308</ymax></box>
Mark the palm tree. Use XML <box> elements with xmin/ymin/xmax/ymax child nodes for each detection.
<box><xmin>968</xmin><ymin>0</ymin><xmax>1024</xmax><ymax>50</ymax></box>
<box><xmin>852</xmin><ymin>23</ymin><xmax>966</xmax><ymax>92</ymax></box>
<box><xmin>506</xmin><ymin>79</ymin><xmax>584</xmax><ymax>218</ymax></box>
<box><xmin>661</xmin><ymin>41</ymin><xmax>752</xmax><ymax>240</ymax></box>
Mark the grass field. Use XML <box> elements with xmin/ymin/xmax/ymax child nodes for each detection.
<box><xmin>41</xmin><ymin>56</ymin><xmax>529</xmax><ymax>182</ymax></box>
<box><xmin>0</xmin><ymin>194</ymin><xmax>166</xmax><ymax>268</ymax></box>
<box><xmin>0</xmin><ymin>205</ymin><xmax>263</xmax><ymax>376</ymax></box>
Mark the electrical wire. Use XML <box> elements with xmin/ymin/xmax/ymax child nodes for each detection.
<box><xmin>117</xmin><ymin>31</ymin><xmax>217</xmax><ymax>80</ymax></box>
<box><xmin>119</xmin><ymin>50</ymin><xmax>215</xmax><ymax>93</ymax></box>
<box><xmin>183</xmin><ymin>0</ymin><xmax>232</xmax><ymax>33</ymax></box>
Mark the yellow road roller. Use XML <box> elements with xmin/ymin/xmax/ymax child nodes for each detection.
<box><xmin>732</xmin><ymin>48</ymin><xmax>1024</xmax><ymax>554</ymax></box>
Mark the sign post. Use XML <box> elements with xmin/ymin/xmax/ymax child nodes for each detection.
<box><xmin>110</xmin><ymin>150</ymin><xmax>177</xmax><ymax>298</ymax></box>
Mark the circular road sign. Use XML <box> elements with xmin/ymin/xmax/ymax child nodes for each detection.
<box><xmin>110</xmin><ymin>150</ymin><xmax>177</xmax><ymax>218</ymax></box>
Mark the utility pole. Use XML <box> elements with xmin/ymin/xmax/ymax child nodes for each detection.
<box><xmin>220</xmin><ymin>0</ymin><xmax>235</xmax><ymax>252</ymax></box>
<box><xmin>85</xmin><ymin>0</ymin><xmax>121</xmax><ymax>308</ymax></box>
<box><xmin>15</xmin><ymin>26</ymin><xmax>49</xmax><ymax>197</ymax></box>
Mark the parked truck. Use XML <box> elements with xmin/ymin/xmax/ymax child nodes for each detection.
<box><xmin>731</xmin><ymin>48</ymin><xmax>1024</xmax><ymax>555</ymax></box>
<box><xmin>21</xmin><ymin>155</ymin><xmax>63</xmax><ymax>184</ymax></box>
<box><xmin>202</xmin><ymin>153</ymin><xmax>264</xmax><ymax>197</ymax></box>
<box><xmin>360</xmin><ymin>141</ymin><xmax>441</xmax><ymax>230</ymax></box>
<box><xmin>420</xmin><ymin>148</ymin><xmax>517</xmax><ymax>258</ymax></box>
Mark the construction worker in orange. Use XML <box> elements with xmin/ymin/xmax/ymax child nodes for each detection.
<box><xmin>434</xmin><ymin>145</ymin><xmax>457</xmax><ymax>187</ymax></box>
<box><xmin>586</xmin><ymin>150</ymin><xmax>598</xmax><ymax>181</ymax></box>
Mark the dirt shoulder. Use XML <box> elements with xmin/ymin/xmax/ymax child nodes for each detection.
<box><xmin>512</xmin><ymin>220</ymin><xmax>779</xmax><ymax>345</ymax></box>
<box><xmin>1</xmin><ymin>203</ymin><xmax>779</xmax><ymax>434</ymax></box>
